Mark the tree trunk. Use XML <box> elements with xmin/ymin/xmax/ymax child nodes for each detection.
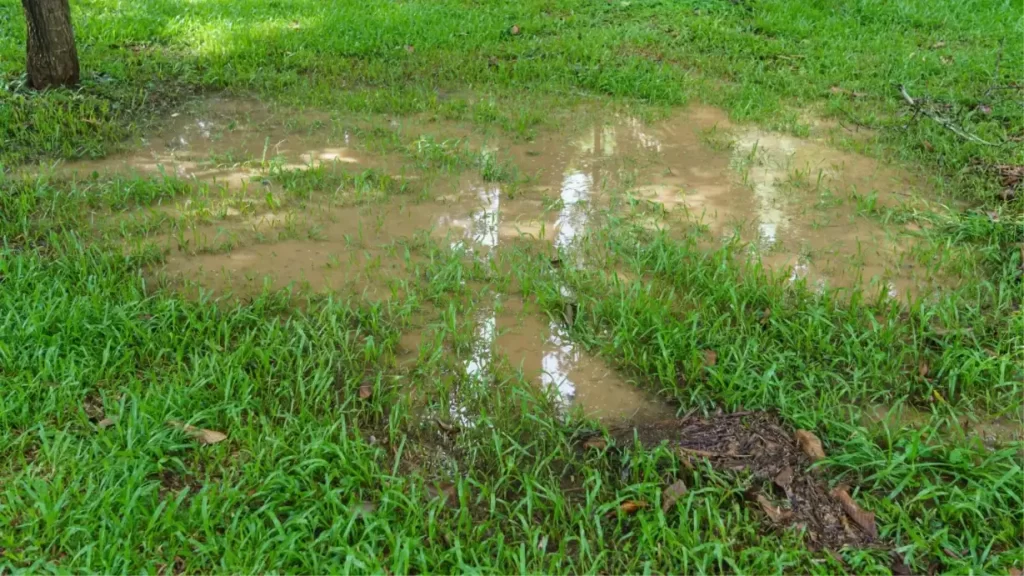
<box><xmin>22</xmin><ymin>0</ymin><xmax>80</xmax><ymax>89</ymax></box>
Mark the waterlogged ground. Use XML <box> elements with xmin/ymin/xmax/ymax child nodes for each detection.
<box><xmin>60</xmin><ymin>98</ymin><xmax>962</xmax><ymax>422</ymax></box>
<box><xmin>6</xmin><ymin>96</ymin><xmax>1020</xmax><ymax>573</ymax></box>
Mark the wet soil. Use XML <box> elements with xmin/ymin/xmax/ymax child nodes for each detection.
<box><xmin>62</xmin><ymin>97</ymin><xmax>952</xmax><ymax>422</ymax></box>
<box><xmin>862</xmin><ymin>404</ymin><xmax>1022</xmax><ymax>447</ymax></box>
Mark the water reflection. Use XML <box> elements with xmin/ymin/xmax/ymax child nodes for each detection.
<box><xmin>732</xmin><ymin>132</ymin><xmax>799</xmax><ymax>247</ymax></box>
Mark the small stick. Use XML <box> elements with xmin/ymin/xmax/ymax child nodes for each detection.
<box><xmin>899</xmin><ymin>85</ymin><xmax>1000</xmax><ymax>146</ymax></box>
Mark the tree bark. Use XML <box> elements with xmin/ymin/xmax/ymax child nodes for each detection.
<box><xmin>22</xmin><ymin>0</ymin><xmax>80</xmax><ymax>89</ymax></box>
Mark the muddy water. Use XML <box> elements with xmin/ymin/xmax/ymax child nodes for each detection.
<box><xmin>68</xmin><ymin>98</ymin><xmax>942</xmax><ymax>421</ymax></box>
<box><xmin>461</xmin><ymin>297</ymin><xmax>675</xmax><ymax>421</ymax></box>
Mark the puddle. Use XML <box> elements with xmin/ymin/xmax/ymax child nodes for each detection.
<box><xmin>59</xmin><ymin>98</ymin><xmax>948</xmax><ymax>423</ymax></box>
<box><xmin>451</xmin><ymin>297</ymin><xmax>675</xmax><ymax>422</ymax></box>
<box><xmin>66</xmin><ymin>98</ymin><xmax>939</xmax><ymax>299</ymax></box>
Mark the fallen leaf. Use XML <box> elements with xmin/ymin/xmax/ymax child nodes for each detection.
<box><xmin>97</xmin><ymin>417</ymin><xmax>117</xmax><ymax>429</ymax></box>
<box><xmin>756</xmin><ymin>494</ymin><xmax>793</xmax><ymax>523</ymax></box>
<box><xmin>583</xmin><ymin>437</ymin><xmax>607</xmax><ymax>450</ymax></box>
<box><xmin>922</xmin><ymin>140</ymin><xmax>934</xmax><ymax>151</ymax></box>
<box><xmin>510</xmin><ymin>25</ymin><xmax>520</xmax><ymax>35</ymax></box>
<box><xmin>890</xmin><ymin>552</ymin><xmax>912</xmax><ymax>576</ymax></box>
<box><xmin>359</xmin><ymin>383</ymin><xmax>373</xmax><ymax>399</ymax></box>
<box><xmin>773</xmin><ymin>466</ymin><xmax>794</xmax><ymax>491</ymax></box>
<box><xmin>930</xmin><ymin>41</ymin><xmax>946</xmax><ymax>49</ymax></box>
<box><xmin>427</xmin><ymin>482</ymin><xmax>457</xmax><ymax>506</ymax></box>
<box><xmin>661</xmin><ymin>480</ymin><xmax>688</xmax><ymax>513</ymax></box>
<box><xmin>918</xmin><ymin>361</ymin><xmax>930</xmax><ymax>379</ymax></box>
<box><xmin>168</xmin><ymin>420</ymin><xmax>228</xmax><ymax>445</ymax></box>
<box><xmin>1008</xmin><ymin>568</ymin><xmax>1022</xmax><ymax>576</ymax></box>
<box><xmin>794</xmin><ymin>429</ymin><xmax>826</xmax><ymax>462</ymax></box>
<box><xmin>702</xmin><ymin>349</ymin><xmax>718</xmax><ymax>367</ymax></box>
<box><xmin>830</xmin><ymin>485</ymin><xmax>877</xmax><ymax>539</ymax></box>
<box><xmin>618</xmin><ymin>500</ymin><xmax>648</xmax><ymax>515</ymax></box>
<box><xmin>83</xmin><ymin>395</ymin><xmax>105</xmax><ymax>421</ymax></box>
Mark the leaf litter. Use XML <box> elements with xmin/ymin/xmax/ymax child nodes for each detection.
<box><xmin>168</xmin><ymin>420</ymin><xmax>228</xmax><ymax>445</ymax></box>
<box><xmin>608</xmin><ymin>412</ymin><xmax>880</xmax><ymax>551</ymax></box>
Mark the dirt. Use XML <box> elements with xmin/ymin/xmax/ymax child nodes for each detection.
<box><xmin>60</xmin><ymin>98</ymin><xmax>949</xmax><ymax>424</ymax></box>
<box><xmin>607</xmin><ymin>412</ymin><xmax>882</xmax><ymax>552</ymax></box>
<box><xmin>862</xmin><ymin>404</ymin><xmax>1022</xmax><ymax>447</ymax></box>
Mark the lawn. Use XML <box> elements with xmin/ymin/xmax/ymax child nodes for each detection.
<box><xmin>1</xmin><ymin>0</ymin><xmax>1022</xmax><ymax>573</ymax></box>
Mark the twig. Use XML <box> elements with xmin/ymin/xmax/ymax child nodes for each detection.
<box><xmin>899</xmin><ymin>84</ymin><xmax>1000</xmax><ymax>146</ymax></box>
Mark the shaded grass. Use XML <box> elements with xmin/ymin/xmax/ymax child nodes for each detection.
<box><xmin>1</xmin><ymin>0</ymin><xmax>1022</xmax><ymax>205</ymax></box>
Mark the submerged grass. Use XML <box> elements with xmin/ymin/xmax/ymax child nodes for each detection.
<box><xmin>1</xmin><ymin>0</ymin><xmax>1022</xmax><ymax>573</ymax></box>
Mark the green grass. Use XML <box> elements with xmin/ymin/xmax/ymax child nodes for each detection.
<box><xmin>1</xmin><ymin>0</ymin><xmax>1023</xmax><ymax>573</ymax></box>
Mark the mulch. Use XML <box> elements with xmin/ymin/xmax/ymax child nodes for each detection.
<box><xmin>605</xmin><ymin>411</ymin><xmax>880</xmax><ymax>552</ymax></box>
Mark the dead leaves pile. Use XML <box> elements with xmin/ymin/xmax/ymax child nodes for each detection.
<box><xmin>607</xmin><ymin>413</ymin><xmax>881</xmax><ymax>551</ymax></box>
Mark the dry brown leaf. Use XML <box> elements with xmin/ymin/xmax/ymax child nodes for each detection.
<box><xmin>168</xmin><ymin>420</ymin><xmax>228</xmax><ymax>445</ymax></box>
<box><xmin>510</xmin><ymin>25</ymin><xmax>520</xmax><ymax>35</ymax></box>
<box><xmin>773</xmin><ymin>465</ymin><xmax>794</xmax><ymax>491</ymax></box>
<box><xmin>358</xmin><ymin>383</ymin><xmax>373</xmax><ymax>399</ymax></box>
<box><xmin>618</xmin><ymin>500</ymin><xmax>648</xmax><ymax>515</ymax></box>
<box><xmin>97</xmin><ymin>417</ymin><xmax>117</xmax><ymax>429</ymax></box>
<box><xmin>918</xmin><ymin>361</ymin><xmax>930</xmax><ymax>379</ymax></box>
<box><xmin>756</xmin><ymin>494</ymin><xmax>793</xmax><ymax>523</ymax></box>
<box><xmin>583</xmin><ymin>437</ymin><xmax>607</xmax><ymax>450</ymax></box>
<box><xmin>1008</xmin><ymin>567</ymin><xmax>1022</xmax><ymax>576</ymax></box>
<box><xmin>427</xmin><ymin>482</ymin><xmax>457</xmax><ymax>506</ymax></box>
<box><xmin>661</xmin><ymin>480</ymin><xmax>688</xmax><ymax>513</ymax></box>
<box><xmin>922</xmin><ymin>140</ymin><xmax>934</xmax><ymax>152</ymax></box>
<box><xmin>830</xmin><ymin>485</ymin><xmax>877</xmax><ymax>539</ymax></box>
<box><xmin>794</xmin><ymin>429</ymin><xmax>826</xmax><ymax>462</ymax></box>
<box><xmin>702</xmin><ymin>349</ymin><xmax>718</xmax><ymax>367</ymax></box>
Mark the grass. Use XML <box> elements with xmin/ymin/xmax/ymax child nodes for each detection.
<box><xmin>1</xmin><ymin>0</ymin><xmax>1023</xmax><ymax>573</ymax></box>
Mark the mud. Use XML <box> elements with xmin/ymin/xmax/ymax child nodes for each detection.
<box><xmin>861</xmin><ymin>404</ymin><xmax>1022</xmax><ymax>447</ymax></box>
<box><xmin>470</xmin><ymin>298</ymin><xmax>674</xmax><ymax>421</ymax></box>
<box><xmin>63</xmin><ymin>97</ymin><xmax>947</xmax><ymax>423</ymax></box>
